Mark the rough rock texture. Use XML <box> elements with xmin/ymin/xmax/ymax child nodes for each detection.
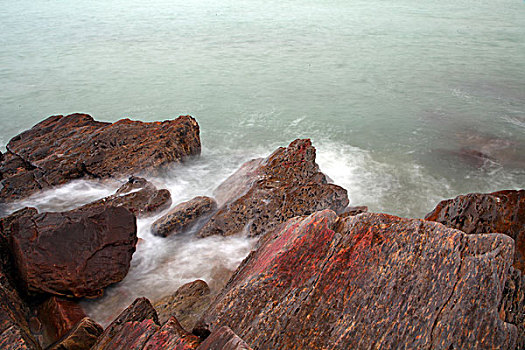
<box><xmin>48</xmin><ymin>317</ymin><xmax>103</xmax><ymax>350</ymax></box>
<box><xmin>152</xmin><ymin>197</ymin><xmax>217</xmax><ymax>237</ymax></box>
<box><xmin>94</xmin><ymin>319</ymin><xmax>159</xmax><ymax>350</ymax></box>
<box><xmin>200</xmin><ymin>210</ymin><xmax>517</xmax><ymax>349</ymax></box>
<box><xmin>37</xmin><ymin>297</ymin><xmax>87</xmax><ymax>348</ymax></box>
<box><xmin>198</xmin><ymin>139</ymin><xmax>348</xmax><ymax>237</ymax></box>
<box><xmin>92</xmin><ymin>297</ymin><xmax>159</xmax><ymax>349</ymax></box>
<box><xmin>500</xmin><ymin>267</ymin><xmax>525</xmax><ymax>349</ymax></box>
<box><xmin>425</xmin><ymin>190</ymin><xmax>524</xmax><ymax>272</ymax></box>
<box><xmin>9</xmin><ymin>205</ymin><xmax>137</xmax><ymax>297</ymax></box>
<box><xmin>340</xmin><ymin>205</ymin><xmax>368</xmax><ymax>217</ymax></box>
<box><xmin>78</xmin><ymin>176</ymin><xmax>171</xmax><ymax>218</ymax></box>
<box><xmin>196</xmin><ymin>326</ymin><xmax>251</xmax><ymax>350</ymax></box>
<box><xmin>0</xmin><ymin>114</ymin><xmax>200</xmax><ymax>202</ymax></box>
<box><xmin>154</xmin><ymin>280</ymin><xmax>212</xmax><ymax>329</ymax></box>
<box><xmin>142</xmin><ymin>317</ymin><xmax>201</xmax><ymax>350</ymax></box>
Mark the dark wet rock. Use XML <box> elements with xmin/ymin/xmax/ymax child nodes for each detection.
<box><xmin>9</xmin><ymin>205</ymin><xmax>137</xmax><ymax>298</ymax></box>
<box><xmin>200</xmin><ymin>210</ymin><xmax>517</xmax><ymax>349</ymax></box>
<box><xmin>0</xmin><ymin>114</ymin><xmax>200</xmax><ymax>202</ymax></box>
<box><xmin>48</xmin><ymin>317</ymin><xmax>103</xmax><ymax>350</ymax></box>
<box><xmin>425</xmin><ymin>189</ymin><xmax>525</xmax><ymax>272</ymax></box>
<box><xmin>198</xmin><ymin>139</ymin><xmax>348</xmax><ymax>237</ymax></box>
<box><xmin>37</xmin><ymin>297</ymin><xmax>87</xmax><ymax>348</ymax></box>
<box><xmin>142</xmin><ymin>316</ymin><xmax>201</xmax><ymax>350</ymax></box>
<box><xmin>94</xmin><ymin>319</ymin><xmax>159</xmax><ymax>350</ymax></box>
<box><xmin>197</xmin><ymin>326</ymin><xmax>251</xmax><ymax>350</ymax></box>
<box><xmin>499</xmin><ymin>267</ymin><xmax>525</xmax><ymax>349</ymax></box>
<box><xmin>152</xmin><ymin>197</ymin><xmax>217</xmax><ymax>237</ymax></box>
<box><xmin>92</xmin><ymin>297</ymin><xmax>159</xmax><ymax>349</ymax></box>
<box><xmin>78</xmin><ymin>176</ymin><xmax>171</xmax><ymax>218</ymax></box>
<box><xmin>340</xmin><ymin>205</ymin><xmax>368</xmax><ymax>217</ymax></box>
<box><xmin>154</xmin><ymin>280</ymin><xmax>212</xmax><ymax>330</ymax></box>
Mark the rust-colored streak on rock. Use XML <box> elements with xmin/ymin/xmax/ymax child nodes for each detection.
<box><xmin>500</xmin><ymin>267</ymin><xmax>525</xmax><ymax>349</ymax></box>
<box><xmin>200</xmin><ymin>210</ymin><xmax>517</xmax><ymax>349</ymax></box>
<box><xmin>9</xmin><ymin>205</ymin><xmax>137</xmax><ymax>298</ymax></box>
<box><xmin>37</xmin><ymin>297</ymin><xmax>86</xmax><ymax>347</ymax></box>
<box><xmin>142</xmin><ymin>317</ymin><xmax>201</xmax><ymax>350</ymax></box>
<box><xmin>47</xmin><ymin>317</ymin><xmax>103</xmax><ymax>350</ymax></box>
<box><xmin>0</xmin><ymin>114</ymin><xmax>200</xmax><ymax>202</ymax></box>
<box><xmin>96</xmin><ymin>319</ymin><xmax>159</xmax><ymax>349</ymax></box>
<box><xmin>196</xmin><ymin>326</ymin><xmax>251</xmax><ymax>350</ymax></box>
<box><xmin>425</xmin><ymin>190</ymin><xmax>524</xmax><ymax>272</ymax></box>
<box><xmin>198</xmin><ymin>139</ymin><xmax>348</xmax><ymax>238</ymax></box>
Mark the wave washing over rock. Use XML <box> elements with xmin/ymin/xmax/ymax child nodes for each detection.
<box><xmin>0</xmin><ymin>114</ymin><xmax>523</xmax><ymax>349</ymax></box>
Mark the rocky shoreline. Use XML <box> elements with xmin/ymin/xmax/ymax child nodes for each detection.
<box><xmin>0</xmin><ymin>114</ymin><xmax>523</xmax><ymax>349</ymax></box>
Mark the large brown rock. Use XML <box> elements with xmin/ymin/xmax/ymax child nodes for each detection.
<box><xmin>199</xmin><ymin>210</ymin><xmax>517</xmax><ymax>349</ymax></box>
<box><xmin>92</xmin><ymin>297</ymin><xmax>159</xmax><ymax>349</ymax></box>
<box><xmin>9</xmin><ymin>205</ymin><xmax>137</xmax><ymax>298</ymax></box>
<box><xmin>425</xmin><ymin>190</ymin><xmax>525</xmax><ymax>272</ymax></box>
<box><xmin>152</xmin><ymin>197</ymin><xmax>217</xmax><ymax>237</ymax></box>
<box><xmin>78</xmin><ymin>176</ymin><xmax>171</xmax><ymax>218</ymax></box>
<box><xmin>154</xmin><ymin>280</ymin><xmax>212</xmax><ymax>330</ymax></box>
<box><xmin>198</xmin><ymin>139</ymin><xmax>348</xmax><ymax>237</ymax></box>
<box><xmin>0</xmin><ymin>114</ymin><xmax>200</xmax><ymax>202</ymax></box>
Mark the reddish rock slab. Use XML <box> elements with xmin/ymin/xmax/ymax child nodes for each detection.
<box><xmin>196</xmin><ymin>326</ymin><xmax>251</xmax><ymax>350</ymax></box>
<box><xmin>500</xmin><ymin>267</ymin><xmax>525</xmax><ymax>349</ymax></box>
<box><xmin>94</xmin><ymin>319</ymin><xmax>159</xmax><ymax>350</ymax></box>
<box><xmin>48</xmin><ymin>317</ymin><xmax>103</xmax><ymax>350</ymax></box>
<box><xmin>200</xmin><ymin>210</ymin><xmax>517</xmax><ymax>349</ymax></box>
<box><xmin>0</xmin><ymin>114</ymin><xmax>200</xmax><ymax>202</ymax></box>
<box><xmin>78</xmin><ymin>176</ymin><xmax>171</xmax><ymax>218</ymax></box>
<box><xmin>198</xmin><ymin>139</ymin><xmax>348</xmax><ymax>237</ymax></box>
<box><xmin>154</xmin><ymin>280</ymin><xmax>212</xmax><ymax>330</ymax></box>
<box><xmin>425</xmin><ymin>190</ymin><xmax>525</xmax><ymax>272</ymax></box>
<box><xmin>92</xmin><ymin>297</ymin><xmax>159</xmax><ymax>349</ymax></box>
<box><xmin>37</xmin><ymin>297</ymin><xmax>87</xmax><ymax>347</ymax></box>
<box><xmin>9</xmin><ymin>205</ymin><xmax>137</xmax><ymax>298</ymax></box>
<box><xmin>142</xmin><ymin>317</ymin><xmax>201</xmax><ymax>350</ymax></box>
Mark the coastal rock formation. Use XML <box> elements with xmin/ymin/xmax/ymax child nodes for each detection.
<box><xmin>500</xmin><ymin>267</ymin><xmax>525</xmax><ymax>349</ymax></box>
<box><xmin>425</xmin><ymin>190</ymin><xmax>524</xmax><ymax>272</ymax></box>
<box><xmin>9</xmin><ymin>205</ymin><xmax>137</xmax><ymax>298</ymax></box>
<box><xmin>199</xmin><ymin>210</ymin><xmax>517</xmax><ymax>349</ymax></box>
<box><xmin>47</xmin><ymin>317</ymin><xmax>103</xmax><ymax>350</ymax></box>
<box><xmin>154</xmin><ymin>280</ymin><xmax>212</xmax><ymax>329</ymax></box>
<box><xmin>198</xmin><ymin>139</ymin><xmax>348</xmax><ymax>237</ymax></box>
<box><xmin>197</xmin><ymin>326</ymin><xmax>251</xmax><ymax>350</ymax></box>
<box><xmin>142</xmin><ymin>317</ymin><xmax>201</xmax><ymax>350</ymax></box>
<box><xmin>92</xmin><ymin>298</ymin><xmax>159</xmax><ymax>349</ymax></box>
<box><xmin>152</xmin><ymin>197</ymin><xmax>216</xmax><ymax>237</ymax></box>
<box><xmin>0</xmin><ymin>114</ymin><xmax>200</xmax><ymax>202</ymax></box>
<box><xmin>78</xmin><ymin>176</ymin><xmax>171</xmax><ymax>218</ymax></box>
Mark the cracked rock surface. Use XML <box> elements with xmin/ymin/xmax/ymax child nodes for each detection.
<box><xmin>0</xmin><ymin>114</ymin><xmax>200</xmax><ymax>202</ymax></box>
<box><xmin>199</xmin><ymin>210</ymin><xmax>517</xmax><ymax>349</ymax></box>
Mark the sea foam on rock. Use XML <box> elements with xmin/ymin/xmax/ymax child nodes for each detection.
<box><xmin>0</xmin><ymin>114</ymin><xmax>200</xmax><ymax>202</ymax></box>
<box><xmin>198</xmin><ymin>210</ymin><xmax>517</xmax><ymax>349</ymax></box>
<box><xmin>198</xmin><ymin>139</ymin><xmax>349</xmax><ymax>237</ymax></box>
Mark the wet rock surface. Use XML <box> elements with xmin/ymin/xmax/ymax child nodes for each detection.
<box><xmin>152</xmin><ymin>197</ymin><xmax>216</xmax><ymax>237</ymax></box>
<box><xmin>0</xmin><ymin>114</ymin><xmax>200</xmax><ymax>202</ymax></box>
<box><xmin>198</xmin><ymin>139</ymin><xmax>348</xmax><ymax>237</ymax></box>
<box><xmin>196</xmin><ymin>326</ymin><xmax>251</xmax><ymax>350</ymax></box>
<box><xmin>154</xmin><ymin>280</ymin><xmax>212</xmax><ymax>330</ymax></box>
<box><xmin>78</xmin><ymin>176</ymin><xmax>172</xmax><ymax>218</ymax></box>
<box><xmin>425</xmin><ymin>189</ymin><xmax>525</xmax><ymax>272</ymax></box>
<box><xmin>47</xmin><ymin>317</ymin><xmax>103</xmax><ymax>350</ymax></box>
<box><xmin>500</xmin><ymin>267</ymin><xmax>525</xmax><ymax>349</ymax></box>
<box><xmin>200</xmin><ymin>210</ymin><xmax>517</xmax><ymax>349</ymax></box>
<box><xmin>9</xmin><ymin>205</ymin><xmax>137</xmax><ymax>298</ymax></box>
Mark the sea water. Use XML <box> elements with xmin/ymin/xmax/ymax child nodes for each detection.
<box><xmin>1</xmin><ymin>0</ymin><xmax>524</xmax><ymax>324</ymax></box>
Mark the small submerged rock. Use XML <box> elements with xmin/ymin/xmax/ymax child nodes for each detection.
<box><xmin>198</xmin><ymin>139</ymin><xmax>349</xmax><ymax>238</ymax></box>
<box><xmin>151</xmin><ymin>197</ymin><xmax>217</xmax><ymax>237</ymax></box>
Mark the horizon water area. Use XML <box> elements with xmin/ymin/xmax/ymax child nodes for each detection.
<box><xmin>1</xmin><ymin>0</ymin><xmax>524</xmax><ymax>324</ymax></box>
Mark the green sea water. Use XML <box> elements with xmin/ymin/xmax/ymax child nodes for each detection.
<box><xmin>1</xmin><ymin>0</ymin><xmax>524</xmax><ymax>323</ymax></box>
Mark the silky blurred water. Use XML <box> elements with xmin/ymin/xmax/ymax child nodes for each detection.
<box><xmin>1</xmin><ymin>0</ymin><xmax>524</xmax><ymax>324</ymax></box>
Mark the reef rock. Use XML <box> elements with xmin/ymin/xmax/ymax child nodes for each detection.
<box><xmin>79</xmin><ymin>176</ymin><xmax>171</xmax><ymax>218</ymax></box>
<box><xmin>198</xmin><ymin>139</ymin><xmax>348</xmax><ymax>237</ymax></box>
<box><xmin>425</xmin><ymin>190</ymin><xmax>524</xmax><ymax>272</ymax></box>
<box><xmin>199</xmin><ymin>210</ymin><xmax>517</xmax><ymax>349</ymax></box>
<box><xmin>154</xmin><ymin>280</ymin><xmax>212</xmax><ymax>330</ymax></box>
<box><xmin>152</xmin><ymin>197</ymin><xmax>217</xmax><ymax>237</ymax></box>
<box><xmin>9</xmin><ymin>205</ymin><xmax>137</xmax><ymax>298</ymax></box>
<box><xmin>0</xmin><ymin>114</ymin><xmax>200</xmax><ymax>202</ymax></box>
